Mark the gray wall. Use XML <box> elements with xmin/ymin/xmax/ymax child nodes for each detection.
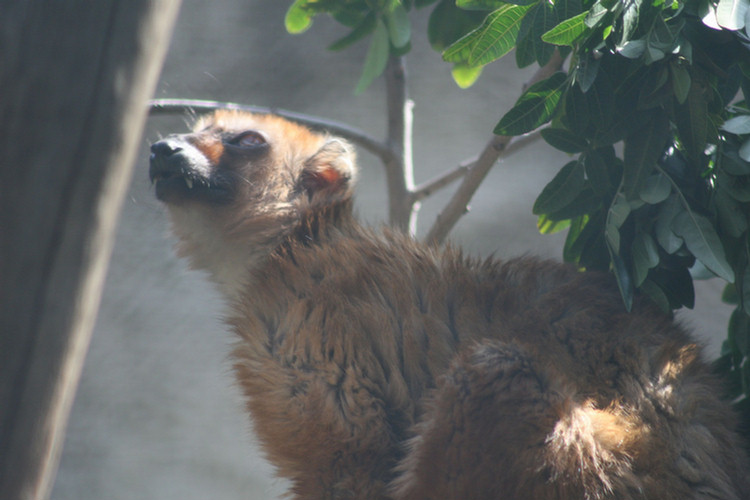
<box><xmin>51</xmin><ymin>2</ymin><xmax>732</xmax><ymax>499</ymax></box>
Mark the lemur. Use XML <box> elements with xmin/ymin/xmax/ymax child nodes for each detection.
<box><xmin>149</xmin><ymin>109</ymin><xmax>750</xmax><ymax>500</ymax></box>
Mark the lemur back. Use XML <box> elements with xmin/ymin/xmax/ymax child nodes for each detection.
<box><xmin>150</xmin><ymin>110</ymin><xmax>750</xmax><ymax>500</ymax></box>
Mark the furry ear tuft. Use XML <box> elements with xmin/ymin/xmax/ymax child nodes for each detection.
<box><xmin>299</xmin><ymin>138</ymin><xmax>356</xmax><ymax>200</ymax></box>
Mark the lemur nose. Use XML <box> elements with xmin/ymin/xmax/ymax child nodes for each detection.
<box><xmin>150</xmin><ymin>139</ymin><xmax>183</xmax><ymax>159</ymax></box>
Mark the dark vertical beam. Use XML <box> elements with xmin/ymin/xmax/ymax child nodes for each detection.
<box><xmin>0</xmin><ymin>2</ymin><xmax>181</xmax><ymax>498</ymax></box>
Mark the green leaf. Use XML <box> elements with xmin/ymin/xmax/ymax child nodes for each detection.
<box><xmin>562</xmin><ymin>85</ymin><xmax>589</xmax><ymax>136</ymax></box>
<box><xmin>457</xmin><ymin>0</ymin><xmax>515</xmax><ymax>9</ymax></box>
<box><xmin>355</xmin><ymin>19</ymin><xmax>390</xmax><ymax>94</ymax></box>
<box><xmin>328</xmin><ymin>12</ymin><xmax>377</xmax><ymax>51</ymax></box>
<box><xmin>529</xmin><ymin>1</ymin><xmax>557</xmax><ymax>65</ymax></box>
<box><xmin>640</xmin><ymin>279</ymin><xmax>671</xmax><ymax>313</ymax></box>
<box><xmin>285</xmin><ymin>0</ymin><xmax>313</xmax><ymax>33</ymax></box>
<box><xmin>585</xmin><ymin>71</ymin><xmax>615</xmax><ymax>129</ymax></box>
<box><xmin>670</xmin><ymin>61</ymin><xmax>691</xmax><ymax>105</ymax></box>
<box><xmin>575</xmin><ymin>53</ymin><xmax>600</xmax><ymax>93</ymax></box>
<box><xmin>726</xmin><ymin>260</ymin><xmax>750</xmax><ymax>309</ymax></box>
<box><xmin>721</xmin><ymin>151</ymin><xmax>750</xmax><ymax>175</ymax></box>
<box><xmin>553</xmin><ymin>0</ymin><xmax>583</xmax><ymax>26</ymax></box>
<box><xmin>621</xmin><ymin>0</ymin><xmax>644</xmax><ymax>44</ymax></box>
<box><xmin>645</xmin><ymin>43</ymin><xmax>668</xmax><ymax>64</ymax></box>
<box><xmin>718</xmin><ymin>171</ymin><xmax>750</xmax><ymax>202</ymax></box>
<box><xmin>385</xmin><ymin>3</ymin><xmax>411</xmax><ymax>48</ymax></box>
<box><xmin>585</xmin><ymin>0</ymin><xmax>611</xmax><ymax>29</ymax></box>
<box><xmin>330</xmin><ymin>6</ymin><xmax>370</xmax><ymax>28</ymax></box>
<box><xmin>674</xmin><ymin>76</ymin><xmax>709</xmax><ymax>162</ymax></box>
<box><xmin>742</xmin><ymin>267</ymin><xmax>750</xmax><ymax>308</ymax></box>
<box><xmin>579</xmin><ymin>219</ymin><xmax>610</xmax><ymax>271</ymax></box>
<box><xmin>593</xmin><ymin>69</ymin><xmax>648</xmax><ymax>145</ymax></box>
<box><xmin>743</xmin><ymin>363</ymin><xmax>750</xmax><ymax>396</ymax></box>
<box><xmin>583</xmin><ymin>148</ymin><xmax>615</xmax><ymax>196</ymax></box>
<box><xmin>623</xmin><ymin>112</ymin><xmax>670</xmax><ymax>199</ymax></box>
<box><xmin>562</xmin><ymin>214</ymin><xmax>590</xmax><ymax>262</ymax></box>
<box><xmin>608</xmin><ymin>243</ymin><xmax>634</xmax><ymax>311</ymax></box>
<box><xmin>428</xmin><ymin>0</ymin><xmax>486</xmax><ymax>51</ymax></box>
<box><xmin>740</xmin><ymin>138</ymin><xmax>750</xmax><ymax>162</ymax></box>
<box><xmin>514</xmin><ymin>24</ymin><xmax>536</xmax><ymax>68</ymax></box>
<box><xmin>542</xmin><ymin>11</ymin><xmax>588</xmax><ymax>45</ymax></box>
<box><xmin>646</xmin><ymin>16</ymin><xmax>684</xmax><ymax>59</ymax></box>
<box><xmin>728</xmin><ymin>307</ymin><xmax>750</xmax><ymax>355</ymax></box>
<box><xmin>494</xmin><ymin>71</ymin><xmax>567</xmax><ymax>135</ymax></box>
<box><xmin>540</xmin><ymin>127</ymin><xmax>588</xmax><ymax>153</ymax></box>
<box><xmin>655</xmin><ymin>195</ymin><xmax>684</xmax><ymax>254</ymax></box>
<box><xmin>716</xmin><ymin>0</ymin><xmax>749</xmax><ymax>30</ymax></box>
<box><xmin>533</xmin><ymin>160</ymin><xmax>586</xmax><ymax>214</ymax></box>
<box><xmin>638</xmin><ymin>66</ymin><xmax>670</xmax><ymax>110</ymax></box>
<box><xmin>639</xmin><ymin>172</ymin><xmax>671</xmax><ymax>204</ymax></box>
<box><xmin>443</xmin><ymin>4</ymin><xmax>532</xmax><ymax>66</ymax></box>
<box><xmin>451</xmin><ymin>64</ymin><xmax>484</xmax><ymax>88</ymax></box>
<box><xmin>545</xmin><ymin>187</ymin><xmax>600</xmax><ymax>220</ymax></box>
<box><xmin>723</xmin><ymin>283</ymin><xmax>740</xmax><ymax>305</ymax></box>
<box><xmin>617</xmin><ymin>39</ymin><xmax>647</xmax><ymax>58</ymax></box>
<box><xmin>671</xmin><ymin>210</ymin><xmax>735</xmax><ymax>282</ymax></box>
<box><xmin>715</xmin><ymin>190</ymin><xmax>748</xmax><ymax>238</ymax></box>
<box><xmin>650</xmin><ymin>265</ymin><xmax>695</xmax><ymax>309</ymax></box>
<box><xmin>537</xmin><ymin>213</ymin><xmax>571</xmax><ymax>234</ymax></box>
<box><xmin>632</xmin><ymin>232</ymin><xmax>660</xmax><ymax>286</ymax></box>
<box><xmin>605</xmin><ymin>192</ymin><xmax>631</xmax><ymax>251</ymax></box>
<box><xmin>722</xmin><ymin>115</ymin><xmax>750</xmax><ymax>135</ymax></box>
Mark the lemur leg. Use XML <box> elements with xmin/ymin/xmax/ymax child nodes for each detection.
<box><xmin>393</xmin><ymin>339</ymin><xmax>646</xmax><ymax>500</ymax></box>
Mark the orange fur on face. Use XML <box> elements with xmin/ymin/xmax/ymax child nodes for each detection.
<box><xmin>152</xmin><ymin>111</ymin><xmax>750</xmax><ymax>500</ymax></box>
<box><xmin>191</xmin><ymin>135</ymin><xmax>224</xmax><ymax>166</ymax></box>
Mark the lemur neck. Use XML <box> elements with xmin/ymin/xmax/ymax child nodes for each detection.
<box><xmin>287</xmin><ymin>198</ymin><xmax>358</xmax><ymax>247</ymax></box>
<box><xmin>218</xmin><ymin>199</ymin><xmax>357</xmax><ymax>302</ymax></box>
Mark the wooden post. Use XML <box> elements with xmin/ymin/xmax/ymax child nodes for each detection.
<box><xmin>0</xmin><ymin>2</ymin><xmax>181</xmax><ymax>499</ymax></box>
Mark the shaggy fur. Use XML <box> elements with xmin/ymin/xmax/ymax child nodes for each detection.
<box><xmin>150</xmin><ymin>110</ymin><xmax>750</xmax><ymax>499</ymax></box>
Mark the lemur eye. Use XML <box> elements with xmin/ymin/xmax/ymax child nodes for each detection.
<box><xmin>230</xmin><ymin>131</ymin><xmax>266</xmax><ymax>148</ymax></box>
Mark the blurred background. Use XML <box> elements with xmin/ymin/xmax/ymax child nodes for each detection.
<box><xmin>50</xmin><ymin>1</ymin><xmax>732</xmax><ymax>499</ymax></box>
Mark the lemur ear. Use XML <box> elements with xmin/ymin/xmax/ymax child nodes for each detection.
<box><xmin>299</xmin><ymin>138</ymin><xmax>356</xmax><ymax>200</ymax></box>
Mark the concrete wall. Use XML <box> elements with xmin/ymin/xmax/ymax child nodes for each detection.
<box><xmin>51</xmin><ymin>2</ymin><xmax>732</xmax><ymax>499</ymax></box>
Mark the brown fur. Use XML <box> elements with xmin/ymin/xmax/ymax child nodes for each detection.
<box><xmin>150</xmin><ymin>110</ymin><xmax>750</xmax><ymax>499</ymax></box>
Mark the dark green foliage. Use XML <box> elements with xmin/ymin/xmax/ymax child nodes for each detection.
<box><xmin>286</xmin><ymin>0</ymin><xmax>413</xmax><ymax>92</ymax></box>
<box><xmin>494</xmin><ymin>72</ymin><xmax>567</xmax><ymax>134</ymax></box>
<box><xmin>285</xmin><ymin>0</ymin><xmax>750</xmax><ymax>421</ymax></box>
<box><xmin>436</xmin><ymin>0</ymin><xmax>750</xmax><ymax>412</ymax></box>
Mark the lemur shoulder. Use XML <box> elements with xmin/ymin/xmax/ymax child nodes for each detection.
<box><xmin>150</xmin><ymin>110</ymin><xmax>750</xmax><ymax>500</ymax></box>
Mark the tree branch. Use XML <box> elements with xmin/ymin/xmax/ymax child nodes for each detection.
<box><xmin>149</xmin><ymin>98</ymin><xmax>395</xmax><ymax>163</ymax></box>
<box><xmin>382</xmin><ymin>55</ymin><xmax>416</xmax><ymax>233</ymax></box>
<box><xmin>414</xmin><ymin>128</ymin><xmax>544</xmax><ymax>204</ymax></box>
<box><xmin>413</xmin><ymin>161</ymin><xmax>472</xmax><ymax>202</ymax></box>
<box><xmin>425</xmin><ymin>51</ymin><xmax>566</xmax><ymax>245</ymax></box>
<box><xmin>150</xmin><ymin>50</ymin><xmax>565</xmax><ymax>243</ymax></box>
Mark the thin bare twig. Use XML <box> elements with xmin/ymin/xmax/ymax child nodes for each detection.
<box><xmin>425</xmin><ymin>51</ymin><xmax>566</xmax><ymax>245</ymax></box>
<box><xmin>414</xmin><ymin>128</ymin><xmax>545</xmax><ymax>203</ymax></box>
<box><xmin>413</xmin><ymin>161</ymin><xmax>472</xmax><ymax>202</ymax></box>
<box><xmin>149</xmin><ymin>98</ymin><xmax>395</xmax><ymax>163</ymax></box>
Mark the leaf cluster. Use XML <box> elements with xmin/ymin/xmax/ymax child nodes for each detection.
<box><xmin>439</xmin><ymin>0</ymin><xmax>750</xmax><ymax>408</ymax></box>
<box><xmin>286</xmin><ymin>0</ymin><xmax>418</xmax><ymax>92</ymax></box>
<box><xmin>284</xmin><ymin>0</ymin><xmax>750</xmax><ymax>417</ymax></box>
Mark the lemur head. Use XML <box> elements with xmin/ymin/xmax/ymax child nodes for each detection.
<box><xmin>149</xmin><ymin>110</ymin><xmax>357</xmax><ymax>297</ymax></box>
